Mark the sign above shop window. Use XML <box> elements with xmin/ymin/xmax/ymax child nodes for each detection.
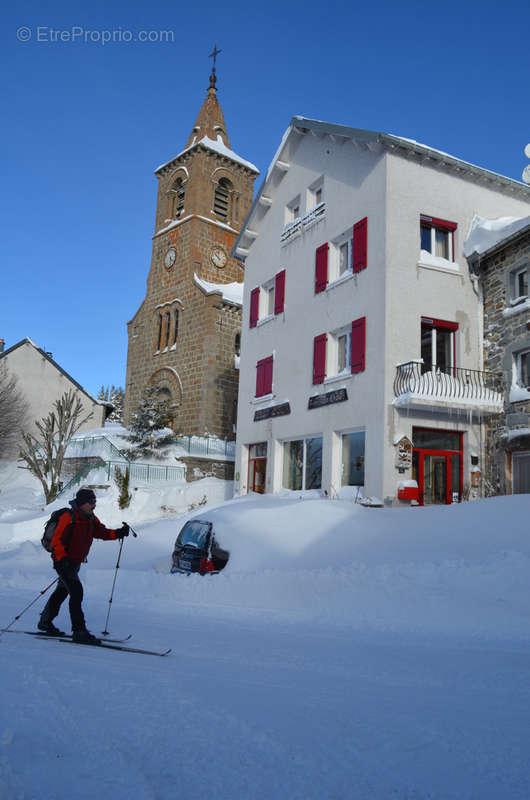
<box><xmin>308</xmin><ymin>388</ymin><xmax>348</xmax><ymax>410</ymax></box>
<box><xmin>254</xmin><ymin>402</ymin><xmax>291</xmax><ymax>422</ymax></box>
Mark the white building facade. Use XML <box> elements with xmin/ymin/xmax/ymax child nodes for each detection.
<box><xmin>233</xmin><ymin>119</ymin><xmax>530</xmax><ymax>505</ymax></box>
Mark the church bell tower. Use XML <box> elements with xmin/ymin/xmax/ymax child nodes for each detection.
<box><xmin>124</xmin><ymin>68</ymin><xmax>259</xmax><ymax>440</ymax></box>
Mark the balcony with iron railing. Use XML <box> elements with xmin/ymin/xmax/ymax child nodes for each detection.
<box><xmin>280</xmin><ymin>202</ymin><xmax>326</xmax><ymax>245</ymax></box>
<box><xmin>393</xmin><ymin>360</ymin><xmax>504</xmax><ymax>413</ymax></box>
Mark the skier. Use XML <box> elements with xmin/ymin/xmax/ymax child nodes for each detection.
<box><xmin>38</xmin><ymin>488</ymin><xmax>129</xmax><ymax>644</ymax></box>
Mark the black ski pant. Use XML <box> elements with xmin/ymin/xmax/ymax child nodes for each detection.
<box><xmin>41</xmin><ymin>561</ymin><xmax>86</xmax><ymax>632</ymax></box>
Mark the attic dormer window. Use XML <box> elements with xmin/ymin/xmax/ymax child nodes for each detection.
<box><xmin>214</xmin><ymin>177</ymin><xmax>232</xmax><ymax>222</ymax></box>
<box><xmin>170</xmin><ymin>177</ymin><xmax>186</xmax><ymax>219</ymax></box>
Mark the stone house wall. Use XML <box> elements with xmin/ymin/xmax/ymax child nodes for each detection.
<box><xmin>481</xmin><ymin>227</ymin><xmax>530</xmax><ymax>493</ymax></box>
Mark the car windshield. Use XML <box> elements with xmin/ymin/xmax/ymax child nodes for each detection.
<box><xmin>177</xmin><ymin>520</ymin><xmax>210</xmax><ymax>549</ymax></box>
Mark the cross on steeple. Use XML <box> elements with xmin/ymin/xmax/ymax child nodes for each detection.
<box><xmin>209</xmin><ymin>44</ymin><xmax>222</xmax><ymax>74</ymax></box>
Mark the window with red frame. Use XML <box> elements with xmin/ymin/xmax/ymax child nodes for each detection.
<box><xmin>420</xmin><ymin>215</ymin><xmax>457</xmax><ymax>262</ymax></box>
<box><xmin>421</xmin><ymin>317</ymin><xmax>458</xmax><ymax>374</ymax></box>
<box><xmin>256</xmin><ymin>356</ymin><xmax>273</xmax><ymax>397</ymax></box>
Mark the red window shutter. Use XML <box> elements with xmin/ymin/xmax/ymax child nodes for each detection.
<box><xmin>353</xmin><ymin>217</ymin><xmax>368</xmax><ymax>273</ymax></box>
<box><xmin>315</xmin><ymin>244</ymin><xmax>328</xmax><ymax>293</ymax></box>
<box><xmin>274</xmin><ymin>270</ymin><xmax>286</xmax><ymax>314</ymax></box>
<box><xmin>250</xmin><ymin>287</ymin><xmax>260</xmax><ymax>328</ymax></box>
<box><xmin>263</xmin><ymin>356</ymin><xmax>273</xmax><ymax>394</ymax></box>
<box><xmin>255</xmin><ymin>360</ymin><xmax>264</xmax><ymax>397</ymax></box>
<box><xmin>256</xmin><ymin>356</ymin><xmax>273</xmax><ymax>397</ymax></box>
<box><xmin>313</xmin><ymin>334</ymin><xmax>327</xmax><ymax>384</ymax></box>
<box><xmin>351</xmin><ymin>317</ymin><xmax>366</xmax><ymax>373</ymax></box>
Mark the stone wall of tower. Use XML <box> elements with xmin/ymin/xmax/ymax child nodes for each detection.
<box><xmin>124</xmin><ymin>78</ymin><xmax>257</xmax><ymax>442</ymax></box>
<box><xmin>153</xmin><ymin>149</ymin><xmax>255</xmax><ymax>237</ymax></box>
<box><xmin>124</xmin><ymin>216</ymin><xmax>244</xmax><ymax>439</ymax></box>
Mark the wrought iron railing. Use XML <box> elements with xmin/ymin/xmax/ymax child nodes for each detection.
<box><xmin>394</xmin><ymin>361</ymin><xmax>503</xmax><ymax>406</ymax></box>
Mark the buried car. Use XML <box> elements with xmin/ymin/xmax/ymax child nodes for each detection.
<box><xmin>170</xmin><ymin>518</ymin><xmax>230</xmax><ymax>575</ymax></box>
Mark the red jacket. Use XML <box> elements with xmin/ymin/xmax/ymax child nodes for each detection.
<box><xmin>51</xmin><ymin>509</ymin><xmax>118</xmax><ymax>564</ymax></box>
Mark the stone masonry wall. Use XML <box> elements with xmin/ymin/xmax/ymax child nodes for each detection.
<box><xmin>124</xmin><ymin>143</ymin><xmax>255</xmax><ymax>442</ymax></box>
<box><xmin>481</xmin><ymin>228</ymin><xmax>530</xmax><ymax>493</ymax></box>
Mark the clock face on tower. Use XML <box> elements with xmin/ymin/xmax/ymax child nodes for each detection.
<box><xmin>210</xmin><ymin>247</ymin><xmax>227</xmax><ymax>269</ymax></box>
<box><xmin>164</xmin><ymin>247</ymin><xmax>176</xmax><ymax>270</ymax></box>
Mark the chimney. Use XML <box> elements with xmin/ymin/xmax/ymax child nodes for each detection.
<box><xmin>0</xmin><ymin>339</ymin><xmax>4</xmax><ymax>353</ymax></box>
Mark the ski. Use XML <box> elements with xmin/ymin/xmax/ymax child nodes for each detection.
<box><xmin>56</xmin><ymin>638</ymin><xmax>171</xmax><ymax>657</ymax></box>
<box><xmin>2</xmin><ymin>630</ymin><xmax>132</xmax><ymax>644</ymax></box>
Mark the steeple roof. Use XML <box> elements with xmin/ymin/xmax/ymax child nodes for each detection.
<box><xmin>185</xmin><ymin>72</ymin><xmax>231</xmax><ymax>149</ymax></box>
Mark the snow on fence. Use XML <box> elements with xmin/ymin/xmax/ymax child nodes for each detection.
<box><xmin>105</xmin><ymin>461</ymin><xmax>186</xmax><ymax>483</ymax></box>
<box><xmin>66</xmin><ymin>435</ymin><xmax>127</xmax><ymax>462</ymax></box>
<box><xmin>176</xmin><ymin>435</ymin><xmax>236</xmax><ymax>460</ymax></box>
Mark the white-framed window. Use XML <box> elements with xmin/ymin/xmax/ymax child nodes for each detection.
<box><xmin>515</xmin><ymin>349</ymin><xmax>530</xmax><ymax>389</ymax></box>
<box><xmin>282</xmin><ymin>436</ymin><xmax>323</xmax><ymax>490</ymax></box>
<box><xmin>260</xmin><ymin>279</ymin><xmax>275</xmax><ymax>319</ymax></box>
<box><xmin>420</xmin><ymin>215</ymin><xmax>457</xmax><ymax>262</ymax></box>
<box><xmin>511</xmin><ymin>265</ymin><xmax>529</xmax><ymax>304</ymax></box>
<box><xmin>327</xmin><ymin>325</ymin><xmax>351</xmax><ymax>377</ymax></box>
<box><xmin>307</xmin><ymin>176</ymin><xmax>324</xmax><ymax>210</ymax></box>
<box><xmin>328</xmin><ymin>232</ymin><xmax>353</xmax><ymax>283</ymax></box>
<box><xmin>285</xmin><ymin>195</ymin><xmax>301</xmax><ymax>225</ymax></box>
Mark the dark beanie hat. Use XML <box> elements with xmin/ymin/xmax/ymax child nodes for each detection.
<box><xmin>75</xmin><ymin>489</ymin><xmax>96</xmax><ymax>505</ymax></box>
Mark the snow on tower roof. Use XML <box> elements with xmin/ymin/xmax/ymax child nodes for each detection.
<box><xmin>155</xmin><ymin>135</ymin><xmax>259</xmax><ymax>175</ymax></box>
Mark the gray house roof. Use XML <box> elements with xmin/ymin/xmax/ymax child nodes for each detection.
<box><xmin>233</xmin><ymin>116</ymin><xmax>530</xmax><ymax>260</ymax></box>
<box><xmin>0</xmin><ymin>337</ymin><xmax>110</xmax><ymax>410</ymax></box>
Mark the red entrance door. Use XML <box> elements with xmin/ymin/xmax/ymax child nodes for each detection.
<box><xmin>247</xmin><ymin>443</ymin><xmax>267</xmax><ymax>494</ymax></box>
<box><xmin>248</xmin><ymin>458</ymin><xmax>267</xmax><ymax>493</ymax></box>
<box><xmin>413</xmin><ymin>448</ymin><xmax>463</xmax><ymax>505</ymax></box>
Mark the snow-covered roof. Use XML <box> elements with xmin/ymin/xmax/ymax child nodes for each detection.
<box><xmin>234</xmin><ymin>115</ymin><xmax>530</xmax><ymax>260</ymax></box>
<box><xmin>155</xmin><ymin>135</ymin><xmax>259</xmax><ymax>175</ymax></box>
<box><xmin>194</xmin><ymin>274</ymin><xmax>243</xmax><ymax>307</ymax></box>
<box><xmin>463</xmin><ymin>214</ymin><xmax>530</xmax><ymax>259</ymax></box>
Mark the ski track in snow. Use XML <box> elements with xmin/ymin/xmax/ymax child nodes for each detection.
<box><xmin>1</xmin><ymin>464</ymin><xmax>530</xmax><ymax>798</ymax></box>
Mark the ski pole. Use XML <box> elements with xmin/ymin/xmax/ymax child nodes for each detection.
<box><xmin>0</xmin><ymin>578</ymin><xmax>59</xmax><ymax>637</ymax></box>
<box><xmin>102</xmin><ymin>522</ymin><xmax>137</xmax><ymax>635</ymax></box>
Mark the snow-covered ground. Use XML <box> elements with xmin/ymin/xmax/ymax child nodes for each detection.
<box><xmin>1</xmin><ymin>460</ymin><xmax>530</xmax><ymax>799</ymax></box>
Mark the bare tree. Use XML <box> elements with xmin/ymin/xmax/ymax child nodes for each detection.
<box><xmin>18</xmin><ymin>390</ymin><xmax>93</xmax><ymax>504</ymax></box>
<box><xmin>0</xmin><ymin>364</ymin><xmax>29</xmax><ymax>459</ymax></box>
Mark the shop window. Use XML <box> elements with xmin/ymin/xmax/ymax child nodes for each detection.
<box><xmin>341</xmin><ymin>431</ymin><xmax>365</xmax><ymax>486</ymax></box>
<box><xmin>282</xmin><ymin>437</ymin><xmax>323</xmax><ymax>490</ymax></box>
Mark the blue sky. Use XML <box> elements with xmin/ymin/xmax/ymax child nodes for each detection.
<box><xmin>3</xmin><ymin>0</ymin><xmax>529</xmax><ymax>399</ymax></box>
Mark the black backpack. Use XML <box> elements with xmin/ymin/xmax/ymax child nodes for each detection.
<box><xmin>41</xmin><ymin>508</ymin><xmax>74</xmax><ymax>553</ymax></box>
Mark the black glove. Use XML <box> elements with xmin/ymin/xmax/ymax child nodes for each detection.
<box><xmin>115</xmin><ymin>523</ymin><xmax>129</xmax><ymax>539</ymax></box>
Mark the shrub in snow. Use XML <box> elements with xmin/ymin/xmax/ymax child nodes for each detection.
<box><xmin>127</xmin><ymin>386</ymin><xmax>176</xmax><ymax>461</ymax></box>
<box><xmin>18</xmin><ymin>390</ymin><xmax>93</xmax><ymax>504</ymax></box>
<box><xmin>114</xmin><ymin>465</ymin><xmax>132</xmax><ymax>509</ymax></box>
